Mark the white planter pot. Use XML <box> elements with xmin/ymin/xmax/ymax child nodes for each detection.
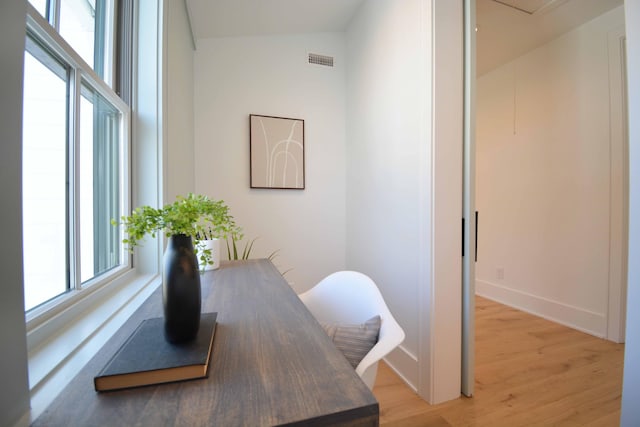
<box><xmin>196</xmin><ymin>238</ymin><xmax>221</xmax><ymax>271</ymax></box>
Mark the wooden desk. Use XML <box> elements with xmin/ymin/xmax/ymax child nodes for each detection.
<box><xmin>33</xmin><ymin>259</ymin><xmax>379</xmax><ymax>426</ymax></box>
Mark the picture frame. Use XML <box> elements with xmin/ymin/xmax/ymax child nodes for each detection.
<box><xmin>249</xmin><ymin>114</ymin><xmax>305</xmax><ymax>190</ymax></box>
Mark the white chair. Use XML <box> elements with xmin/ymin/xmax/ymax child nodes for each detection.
<box><xmin>299</xmin><ymin>271</ymin><xmax>405</xmax><ymax>390</ymax></box>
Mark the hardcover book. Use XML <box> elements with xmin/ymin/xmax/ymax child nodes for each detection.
<box><xmin>94</xmin><ymin>312</ymin><xmax>217</xmax><ymax>392</ymax></box>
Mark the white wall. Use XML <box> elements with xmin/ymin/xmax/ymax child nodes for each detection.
<box><xmin>164</xmin><ymin>0</ymin><xmax>195</xmax><ymax>203</ymax></box>
<box><xmin>432</xmin><ymin>0</ymin><xmax>464</xmax><ymax>402</ymax></box>
<box><xmin>621</xmin><ymin>1</ymin><xmax>640</xmax><ymax>424</ymax></box>
<box><xmin>0</xmin><ymin>1</ymin><xmax>31</xmax><ymax>425</ymax></box>
<box><xmin>194</xmin><ymin>33</ymin><xmax>347</xmax><ymax>291</ymax></box>
<box><xmin>346</xmin><ymin>0</ymin><xmax>427</xmax><ymax>390</ymax></box>
<box><xmin>346</xmin><ymin>0</ymin><xmax>462</xmax><ymax>403</ymax></box>
<box><xmin>475</xmin><ymin>7</ymin><xmax>625</xmax><ymax>337</ymax></box>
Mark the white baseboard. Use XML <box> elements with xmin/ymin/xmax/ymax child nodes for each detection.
<box><xmin>383</xmin><ymin>345</ymin><xmax>418</xmax><ymax>392</ymax></box>
<box><xmin>476</xmin><ymin>279</ymin><xmax>607</xmax><ymax>338</ymax></box>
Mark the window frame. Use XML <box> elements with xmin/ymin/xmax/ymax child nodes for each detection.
<box><xmin>24</xmin><ymin>3</ymin><xmax>132</xmax><ymax>326</ymax></box>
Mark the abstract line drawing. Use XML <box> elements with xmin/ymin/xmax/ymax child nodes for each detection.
<box><xmin>250</xmin><ymin>114</ymin><xmax>305</xmax><ymax>189</ymax></box>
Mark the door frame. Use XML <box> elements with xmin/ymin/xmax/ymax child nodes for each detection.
<box><xmin>607</xmin><ymin>27</ymin><xmax>629</xmax><ymax>343</ymax></box>
<box><xmin>461</xmin><ymin>0</ymin><xmax>476</xmax><ymax>397</ymax></box>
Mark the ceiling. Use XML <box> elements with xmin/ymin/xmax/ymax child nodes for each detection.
<box><xmin>185</xmin><ymin>0</ymin><xmax>624</xmax><ymax>75</ymax></box>
<box><xmin>185</xmin><ymin>0</ymin><xmax>365</xmax><ymax>39</ymax></box>
<box><xmin>476</xmin><ymin>0</ymin><xmax>623</xmax><ymax>75</ymax></box>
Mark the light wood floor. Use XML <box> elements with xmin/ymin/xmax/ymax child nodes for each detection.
<box><xmin>372</xmin><ymin>296</ymin><xmax>625</xmax><ymax>427</ymax></box>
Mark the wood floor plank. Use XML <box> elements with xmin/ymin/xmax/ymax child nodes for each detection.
<box><xmin>373</xmin><ymin>296</ymin><xmax>624</xmax><ymax>426</ymax></box>
<box><xmin>383</xmin><ymin>412</ymin><xmax>452</xmax><ymax>427</ymax></box>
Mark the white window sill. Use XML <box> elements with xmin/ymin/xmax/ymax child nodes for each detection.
<box><xmin>24</xmin><ymin>272</ymin><xmax>161</xmax><ymax>423</ymax></box>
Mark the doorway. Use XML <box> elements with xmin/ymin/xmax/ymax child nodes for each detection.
<box><xmin>463</xmin><ymin>0</ymin><xmax>629</xmax><ymax>396</ymax></box>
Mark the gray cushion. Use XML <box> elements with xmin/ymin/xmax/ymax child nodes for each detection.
<box><xmin>321</xmin><ymin>315</ymin><xmax>381</xmax><ymax>368</ymax></box>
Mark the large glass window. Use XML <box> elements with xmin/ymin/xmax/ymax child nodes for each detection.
<box><xmin>29</xmin><ymin>0</ymin><xmax>49</xmax><ymax>17</ymax></box>
<box><xmin>28</xmin><ymin>0</ymin><xmax>115</xmax><ymax>85</ymax></box>
<box><xmin>79</xmin><ymin>83</ymin><xmax>122</xmax><ymax>283</ymax></box>
<box><xmin>23</xmin><ymin>2</ymin><xmax>130</xmax><ymax>312</ymax></box>
<box><xmin>22</xmin><ymin>41</ymin><xmax>69</xmax><ymax>311</ymax></box>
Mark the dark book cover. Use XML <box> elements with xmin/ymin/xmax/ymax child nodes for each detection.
<box><xmin>94</xmin><ymin>312</ymin><xmax>217</xmax><ymax>392</ymax></box>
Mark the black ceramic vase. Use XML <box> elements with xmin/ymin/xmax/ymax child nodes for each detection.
<box><xmin>163</xmin><ymin>234</ymin><xmax>201</xmax><ymax>343</ymax></box>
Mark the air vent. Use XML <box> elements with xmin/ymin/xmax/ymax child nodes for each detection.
<box><xmin>308</xmin><ymin>53</ymin><xmax>334</xmax><ymax>67</ymax></box>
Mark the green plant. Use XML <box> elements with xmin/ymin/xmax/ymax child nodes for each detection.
<box><xmin>226</xmin><ymin>233</ymin><xmax>282</xmax><ymax>261</ymax></box>
<box><xmin>225</xmin><ymin>233</ymin><xmax>290</xmax><ymax>275</ymax></box>
<box><xmin>113</xmin><ymin>193</ymin><xmax>241</xmax><ymax>267</ymax></box>
<box><xmin>226</xmin><ymin>232</ymin><xmax>256</xmax><ymax>261</ymax></box>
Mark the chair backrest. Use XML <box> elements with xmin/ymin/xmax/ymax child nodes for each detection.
<box><xmin>299</xmin><ymin>271</ymin><xmax>405</xmax><ymax>389</ymax></box>
<box><xmin>300</xmin><ymin>271</ymin><xmax>388</xmax><ymax>323</ymax></box>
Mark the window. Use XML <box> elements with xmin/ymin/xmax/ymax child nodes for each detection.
<box><xmin>23</xmin><ymin>1</ymin><xmax>130</xmax><ymax>312</ymax></box>
<box><xmin>79</xmin><ymin>82</ymin><xmax>123</xmax><ymax>282</ymax></box>
<box><xmin>29</xmin><ymin>0</ymin><xmax>48</xmax><ymax>17</ymax></box>
<box><xmin>22</xmin><ymin>39</ymin><xmax>69</xmax><ymax>311</ymax></box>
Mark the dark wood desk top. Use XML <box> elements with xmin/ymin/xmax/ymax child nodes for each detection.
<box><xmin>33</xmin><ymin>259</ymin><xmax>379</xmax><ymax>426</ymax></box>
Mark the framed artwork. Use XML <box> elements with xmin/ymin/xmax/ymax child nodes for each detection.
<box><xmin>250</xmin><ymin>114</ymin><xmax>305</xmax><ymax>189</ymax></box>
